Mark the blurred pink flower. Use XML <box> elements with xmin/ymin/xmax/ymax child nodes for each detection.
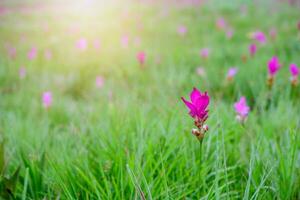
<box><xmin>44</xmin><ymin>49</ymin><xmax>52</xmax><ymax>60</ymax></box>
<box><xmin>268</xmin><ymin>56</ymin><xmax>281</xmax><ymax>76</ymax></box>
<box><xmin>290</xmin><ymin>63</ymin><xmax>299</xmax><ymax>77</ymax></box>
<box><xmin>19</xmin><ymin>67</ymin><xmax>26</xmax><ymax>79</ymax></box>
<box><xmin>249</xmin><ymin>43</ymin><xmax>257</xmax><ymax>57</ymax></box>
<box><xmin>196</xmin><ymin>67</ymin><xmax>206</xmax><ymax>77</ymax></box>
<box><xmin>252</xmin><ymin>31</ymin><xmax>266</xmax><ymax>44</ymax></box>
<box><xmin>177</xmin><ymin>25</ymin><xmax>187</xmax><ymax>36</ymax></box>
<box><xmin>28</xmin><ymin>47</ymin><xmax>37</xmax><ymax>60</ymax></box>
<box><xmin>121</xmin><ymin>35</ymin><xmax>129</xmax><ymax>48</ymax></box>
<box><xmin>42</xmin><ymin>91</ymin><xmax>52</xmax><ymax>109</ymax></box>
<box><xmin>93</xmin><ymin>39</ymin><xmax>101</xmax><ymax>50</ymax></box>
<box><xmin>216</xmin><ymin>18</ymin><xmax>226</xmax><ymax>30</ymax></box>
<box><xmin>226</xmin><ymin>28</ymin><xmax>234</xmax><ymax>39</ymax></box>
<box><xmin>297</xmin><ymin>21</ymin><xmax>300</xmax><ymax>31</ymax></box>
<box><xmin>269</xmin><ymin>28</ymin><xmax>277</xmax><ymax>40</ymax></box>
<box><xmin>200</xmin><ymin>48</ymin><xmax>210</xmax><ymax>59</ymax></box>
<box><xmin>181</xmin><ymin>87</ymin><xmax>209</xmax><ymax>122</ymax></box>
<box><xmin>136</xmin><ymin>51</ymin><xmax>146</xmax><ymax>66</ymax></box>
<box><xmin>134</xmin><ymin>36</ymin><xmax>141</xmax><ymax>47</ymax></box>
<box><xmin>234</xmin><ymin>96</ymin><xmax>249</xmax><ymax>122</ymax></box>
<box><xmin>96</xmin><ymin>76</ymin><xmax>104</xmax><ymax>88</ymax></box>
<box><xmin>76</xmin><ymin>38</ymin><xmax>88</xmax><ymax>51</ymax></box>
<box><xmin>6</xmin><ymin>46</ymin><xmax>16</xmax><ymax>59</ymax></box>
<box><xmin>227</xmin><ymin>67</ymin><xmax>238</xmax><ymax>80</ymax></box>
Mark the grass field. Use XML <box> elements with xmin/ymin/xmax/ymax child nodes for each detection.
<box><xmin>0</xmin><ymin>0</ymin><xmax>300</xmax><ymax>199</ymax></box>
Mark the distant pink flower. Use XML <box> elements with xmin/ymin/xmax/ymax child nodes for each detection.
<box><xmin>181</xmin><ymin>88</ymin><xmax>209</xmax><ymax>121</ymax></box>
<box><xmin>44</xmin><ymin>49</ymin><xmax>52</xmax><ymax>60</ymax></box>
<box><xmin>269</xmin><ymin>28</ymin><xmax>277</xmax><ymax>40</ymax></box>
<box><xmin>249</xmin><ymin>43</ymin><xmax>257</xmax><ymax>57</ymax></box>
<box><xmin>252</xmin><ymin>31</ymin><xmax>266</xmax><ymax>44</ymax></box>
<box><xmin>297</xmin><ymin>21</ymin><xmax>300</xmax><ymax>31</ymax></box>
<box><xmin>196</xmin><ymin>67</ymin><xmax>206</xmax><ymax>77</ymax></box>
<box><xmin>76</xmin><ymin>38</ymin><xmax>88</xmax><ymax>51</ymax></box>
<box><xmin>268</xmin><ymin>56</ymin><xmax>281</xmax><ymax>76</ymax></box>
<box><xmin>28</xmin><ymin>47</ymin><xmax>37</xmax><ymax>60</ymax></box>
<box><xmin>134</xmin><ymin>36</ymin><xmax>141</xmax><ymax>47</ymax></box>
<box><xmin>6</xmin><ymin>46</ymin><xmax>16</xmax><ymax>59</ymax></box>
<box><xmin>200</xmin><ymin>48</ymin><xmax>210</xmax><ymax>59</ymax></box>
<box><xmin>19</xmin><ymin>67</ymin><xmax>26</xmax><ymax>79</ymax></box>
<box><xmin>42</xmin><ymin>91</ymin><xmax>52</xmax><ymax>109</ymax></box>
<box><xmin>226</xmin><ymin>28</ymin><xmax>234</xmax><ymax>39</ymax></box>
<box><xmin>290</xmin><ymin>63</ymin><xmax>299</xmax><ymax>77</ymax></box>
<box><xmin>227</xmin><ymin>67</ymin><xmax>238</xmax><ymax>80</ymax></box>
<box><xmin>177</xmin><ymin>25</ymin><xmax>187</xmax><ymax>36</ymax></box>
<box><xmin>93</xmin><ymin>39</ymin><xmax>101</xmax><ymax>50</ymax></box>
<box><xmin>96</xmin><ymin>76</ymin><xmax>104</xmax><ymax>88</ymax></box>
<box><xmin>121</xmin><ymin>35</ymin><xmax>129</xmax><ymax>48</ymax></box>
<box><xmin>234</xmin><ymin>96</ymin><xmax>250</xmax><ymax>122</ymax></box>
<box><xmin>136</xmin><ymin>51</ymin><xmax>146</xmax><ymax>66</ymax></box>
<box><xmin>216</xmin><ymin>18</ymin><xmax>226</xmax><ymax>30</ymax></box>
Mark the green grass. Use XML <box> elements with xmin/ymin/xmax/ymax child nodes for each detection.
<box><xmin>0</xmin><ymin>0</ymin><xmax>300</xmax><ymax>199</ymax></box>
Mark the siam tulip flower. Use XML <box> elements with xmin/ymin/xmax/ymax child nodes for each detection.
<box><xmin>251</xmin><ymin>31</ymin><xmax>266</xmax><ymax>44</ymax></box>
<box><xmin>96</xmin><ymin>76</ymin><xmax>104</xmax><ymax>88</ymax></box>
<box><xmin>269</xmin><ymin>28</ymin><xmax>277</xmax><ymax>40</ymax></box>
<box><xmin>177</xmin><ymin>25</ymin><xmax>187</xmax><ymax>37</ymax></box>
<box><xmin>196</xmin><ymin>67</ymin><xmax>206</xmax><ymax>77</ymax></box>
<box><xmin>136</xmin><ymin>51</ymin><xmax>146</xmax><ymax>67</ymax></box>
<box><xmin>200</xmin><ymin>48</ymin><xmax>210</xmax><ymax>59</ymax></box>
<box><xmin>28</xmin><ymin>47</ymin><xmax>37</xmax><ymax>60</ymax></box>
<box><xmin>249</xmin><ymin>43</ymin><xmax>257</xmax><ymax>57</ymax></box>
<box><xmin>216</xmin><ymin>17</ymin><xmax>226</xmax><ymax>30</ymax></box>
<box><xmin>267</xmin><ymin>56</ymin><xmax>281</xmax><ymax>87</ymax></box>
<box><xmin>42</xmin><ymin>91</ymin><xmax>52</xmax><ymax>109</ymax></box>
<box><xmin>181</xmin><ymin>88</ymin><xmax>210</xmax><ymax>140</ymax></box>
<box><xmin>44</xmin><ymin>49</ymin><xmax>52</xmax><ymax>60</ymax></box>
<box><xmin>19</xmin><ymin>66</ymin><xmax>26</xmax><ymax>79</ymax></box>
<box><xmin>226</xmin><ymin>67</ymin><xmax>238</xmax><ymax>81</ymax></box>
<box><xmin>290</xmin><ymin>63</ymin><xmax>299</xmax><ymax>86</ymax></box>
<box><xmin>121</xmin><ymin>35</ymin><xmax>129</xmax><ymax>48</ymax></box>
<box><xmin>234</xmin><ymin>96</ymin><xmax>250</xmax><ymax>123</ymax></box>
<box><xmin>76</xmin><ymin>38</ymin><xmax>88</xmax><ymax>51</ymax></box>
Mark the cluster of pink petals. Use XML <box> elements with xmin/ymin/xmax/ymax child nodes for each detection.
<box><xmin>181</xmin><ymin>88</ymin><xmax>209</xmax><ymax>121</ymax></box>
<box><xmin>226</xmin><ymin>29</ymin><xmax>234</xmax><ymax>39</ymax></box>
<box><xmin>249</xmin><ymin>43</ymin><xmax>257</xmax><ymax>57</ymax></box>
<box><xmin>19</xmin><ymin>66</ymin><xmax>26</xmax><ymax>79</ymax></box>
<box><xmin>200</xmin><ymin>48</ymin><xmax>210</xmax><ymax>59</ymax></box>
<box><xmin>268</xmin><ymin>56</ymin><xmax>281</xmax><ymax>76</ymax></box>
<box><xmin>42</xmin><ymin>91</ymin><xmax>52</xmax><ymax>109</ymax></box>
<box><xmin>290</xmin><ymin>63</ymin><xmax>299</xmax><ymax>77</ymax></box>
<box><xmin>6</xmin><ymin>45</ymin><xmax>16</xmax><ymax>59</ymax></box>
<box><xmin>177</xmin><ymin>25</ymin><xmax>187</xmax><ymax>36</ymax></box>
<box><xmin>121</xmin><ymin>35</ymin><xmax>129</xmax><ymax>48</ymax></box>
<box><xmin>216</xmin><ymin>18</ymin><xmax>226</xmax><ymax>30</ymax></box>
<box><xmin>252</xmin><ymin>31</ymin><xmax>266</xmax><ymax>44</ymax></box>
<box><xmin>234</xmin><ymin>96</ymin><xmax>249</xmax><ymax>118</ymax></box>
<box><xmin>227</xmin><ymin>67</ymin><xmax>238</xmax><ymax>79</ymax></box>
<box><xmin>93</xmin><ymin>39</ymin><xmax>101</xmax><ymax>50</ymax></box>
<box><xmin>76</xmin><ymin>38</ymin><xmax>88</xmax><ymax>51</ymax></box>
<box><xmin>28</xmin><ymin>47</ymin><xmax>37</xmax><ymax>60</ymax></box>
<box><xmin>196</xmin><ymin>67</ymin><xmax>206</xmax><ymax>77</ymax></box>
<box><xmin>136</xmin><ymin>51</ymin><xmax>146</xmax><ymax>65</ymax></box>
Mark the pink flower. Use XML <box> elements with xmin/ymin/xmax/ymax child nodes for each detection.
<box><xmin>226</xmin><ymin>28</ymin><xmax>234</xmax><ymax>39</ymax></box>
<box><xmin>6</xmin><ymin>45</ymin><xmax>16</xmax><ymax>59</ymax></box>
<box><xmin>96</xmin><ymin>76</ymin><xmax>104</xmax><ymax>88</ymax></box>
<box><xmin>234</xmin><ymin>96</ymin><xmax>250</xmax><ymax>121</ymax></box>
<box><xmin>269</xmin><ymin>28</ymin><xmax>277</xmax><ymax>40</ymax></box>
<box><xmin>76</xmin><ymin>38</ymin><xmax>88</xmax><ymax>51</ymax></box>
<box><xmin>290</xmin><ymin>63</ymin><xmax>299</xmax><ymax>77</ymax></box>
<box><xmin>44</xmin><ymin>49</ymin><xmax>52</xmax><ymax>60</ymax></box>
<box><xmin>134</xmin><ymin>36</ymin><xmax>141</xmax><ymax>47</ymax></box>
<box><xmin>136</xmin><ymin>51</ymin><xmax>146</xmax><ymax>66</ymax></box>
<box><xmin>181</xmin><ymin>87</ymin><xmax>209</xmax><ymax>122</ymax></box>
<box><xmin>249</xmin><ymin>43</ymin><xmax>257</xmax><ymax>57</ymax></box>
<box><xmin>252</xmin><ymin>31</ymin><xmax>266</xmax><ymax>44</ymax></box>
<box><xmin>268</xmin><ymin>56</ymin><xmax>281</xmax><ymax>76</ymax></box>
<box><xmin>121</xmin><ymin>35</ymin><xmax>129</xmax><ymax>48</ymax></box>
<box><xmin>28</xmin><ymin>47</ymin><xmax>37</xmax><ymax>60</ymax></box>
<box><xmin>200</xmin><ymin>48</ymin><xmax>210</xmax><ymax>59</ymax></box>
<box><xmin>177</xmin><ymin>25</ymin><xmax>187</xmax><ymax>36</ymax></box>
<box><xmin>19</xmin><ymin>67</ymin><xmax>26</xmax><ymax>79</ymax></box>
<box><xmin>227</xmin><ymin>67</ymin><xmax>238</xmax><ymax>80</ymax></box>
<box><xmin>93</xmin><ymin>39</ymin><xmax>101</xmax><ymax>50</ymax></box>
<box><xmin>42</xmin><ymin>91</ymin><xmax>52</xmax><ymax>109</ymax></box>
<box><xmin>216</xmin><ymin>18</ymin><xmax>226</xmax><ymax>30</ymax></box>
<box><xmin>297</xmin><ymin>21</ymin><xmax>300</xmax><ymax>31</ymax></box>
<box><xmin>196</xmin><ymin>67</ymin><xmax>206</xmax><ymax>77</ymax></box>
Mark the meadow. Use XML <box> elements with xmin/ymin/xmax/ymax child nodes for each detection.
<box><xmin>0</xmin><ymin>0</ymin><xmax>300</xmax><ymax>199</ymax></box>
